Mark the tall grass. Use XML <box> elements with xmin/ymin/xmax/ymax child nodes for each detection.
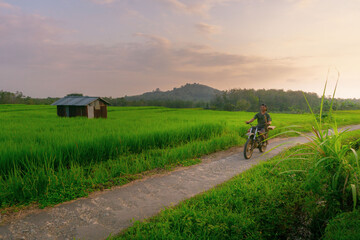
<box><xmin>0</xmin><ymin>123</ymin><xmax>224</xmax><ymax>176</ymax></box>
<box><xmin>0</xmin><ymin>133</ymin><xmax>244</xmax><ymax>207</ymax></box>
<box><xmin>112</xmin><ymin>130</ymin><xmax>360</xmax><ymax>240</ymax></box>
<box><xmin>0</xmin><ymin>106</ymin><xmax>245</xmax><ymax>207</ymax></box>
<box><xmin>1</xmin><ymin>105</ymin><xmax>360</xmax><ymax>208</ymax></box>
<box><xmin>272</xmin><ymin>73</ymin><xmax>360</xmax><ymax>237</ymax></box>
<box><xmin>304</xmin><ymin>75</ymin><xmax>359</xmax><ymax>202</ymax></box>
<box><xmin>113</xmin><ymin>146</ymin><xmax>313</xmax><ymax>240</ymax></box>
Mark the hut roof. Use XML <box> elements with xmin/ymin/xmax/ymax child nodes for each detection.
<box><xmin>52</xmin><ymin>96</ymin><xmax>110</xmax><ymax>106</ymax></box>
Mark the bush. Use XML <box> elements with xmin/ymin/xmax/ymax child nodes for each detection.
<box><xmin>115</xmin><ymin>148</ymin><xmax>310</xmax><ymax>239</ymax></box>
<box><xmin>323</xmin><ymin>210</ymin><xmax>360</xmax><ymax>240</ymax></box>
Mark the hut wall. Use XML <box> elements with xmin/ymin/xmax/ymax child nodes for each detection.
<box><xmin>95</xmin><ymin>101</ymin><xmax>107</xmax><ymax>118</ymax></box>
<box><xmin>69</xmin><ymin>106</ymin><xmax>77</xmax><ymax>117</ymax></box>
<box><xmin>58</xmin><ymin>106</ymin><xmax>87</xmax><ymax>117</ymax></box>
<box><xmin>57</xmin><ymin>106</ymin><xmax>66</xmax><ymax>117</ymax></box>
<box><xmin>94</xmin><ymin>100</ymin><xmax>101</xmax><ymax>118</ymax></box>
<box><xmin>75</xmin><ymin>106</ymin><xmax>87</xmax><ymax>117</ymax></box>
<box><xmin>100</xmin><ymin>105</ymin><xmax>107</xmax><ymax>118</ymax></box>
<box><xmin>87</xmin><ymin>104</ymin><xmax>94</xmax><ymax>119</ymax></box>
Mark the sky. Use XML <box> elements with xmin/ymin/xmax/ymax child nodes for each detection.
<box><xmin>0</xmin><ymin>0</ymin><xmax>359</xmax><ymax>98</ymax></box>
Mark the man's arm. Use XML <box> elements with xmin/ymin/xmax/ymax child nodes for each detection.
<box><xmin>245</xmin><ymin>118</ymin><xmax>255</xmax><ymax>124</ymax></box>
<box><xmin>267</xmin><ymin>114</ymin><xmax>272</xmax><ymax>125</ymax></box>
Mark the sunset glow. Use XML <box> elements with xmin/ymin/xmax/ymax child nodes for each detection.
<box><xmin>1</xmin><ymin>0</ymin><xmax>359</xmax><ymax>98</ymax></box>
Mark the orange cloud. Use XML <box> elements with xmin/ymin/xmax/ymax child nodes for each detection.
<box><xmin>133</xmin><ymin>33</ymin><xmax>172</xmax><ymax>48</ymax></box>
<box><xmin>155</xmin><ymin>0</ymin><xmax>234</xmax><ymax>16</ymax></box>
<box><xmin>195</xmin><ymin>23</ymin><xmax>222</xmax><ymax>34</ymax></box>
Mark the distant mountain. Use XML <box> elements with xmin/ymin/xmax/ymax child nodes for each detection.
<box><xmin>125</xmin><ymin>83</ymin><xmax>221</xmax><ymax>102</ymax></box>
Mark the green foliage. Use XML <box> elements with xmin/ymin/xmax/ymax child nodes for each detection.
<box><xmin>323</xmin><ymin>210</ymin><xmax>360</xmax><ymax>240</ymax></box>
<box><xmin>0</xmin><ymin>105</ymin><xmax>249</xmax><ymax>207</ymax></box>
<box><xmin>210</xmin><ymin>88</ymin><xmax>360</xmax><ymax>112</ymax></box>
<box><xmin>2</xmin><ymin>85</ymin><xmax>360</xmax><ymax>111</ymax></box>
<box><xmin>113</xmin><ymin>131</ymin><xmax>360</xmax><ymax>240</ymax></box>
<box><xmin>113</xmin><ymin>147</ymin><xmax>310</xmax><ymax>240</ymax></box>
<box><xmin>211</xmin><ymin>88</ymin><xmax>320</xmax><ymax>112</ymax></box>
<box><xmin>106</xmin><ymin>83</ymin><xmax>220</xmax><ymax>108</ymax></box>
<box><xmin>111</xmin><ymin>76</ymin><xmax>360</xmax><ymax>239</ymax></box>
<box><xmin>1</xmin><ymin>104</ymin><xmax>360</xmax><ymax>210</ymax></box>
<box><xmin>0</xmin><ymin>90</ymin><xmax>58</xmax><ymax>105</ymax></box>
<box><xmin>273</xmin><ymin>75</ymin><xmax>360</xmax><ymax>237</ymax></box>
<box><xmin>66</xmin><ymin>93</ymin><xmax>83</xmax><ymax>96</ymax></box>
<box><xmin>124</xmin><ymin>83</ymin><xmax>221</xmax><ymax>102</ymax></box>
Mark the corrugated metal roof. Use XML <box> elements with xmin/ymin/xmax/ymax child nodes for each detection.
<box><xmin>52</xmin><ymin>96</ymin><xmax>110</xmax><ymax>106</ymax></box>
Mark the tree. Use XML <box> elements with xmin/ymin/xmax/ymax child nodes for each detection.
<box><xmin>236</xmin><ymin>99</ymin><xmax>251</xmax><ymax>111</ymax></box>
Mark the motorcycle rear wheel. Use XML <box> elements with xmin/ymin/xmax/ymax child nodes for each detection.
<box><xmin>259</xmin><ymin>140</ymin><xmax>267</xmax><ymax>152</ymax></box>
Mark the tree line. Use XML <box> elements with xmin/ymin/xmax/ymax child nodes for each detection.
<box><xmin>103</xmin><ymin>97</ymin><xmax>206</xmax><ymax>108</ymax></box>
<box><xmin>1</xmin><ymin>89</ymin><xmax>359</xmax><ymax>112</ymax></box>
<box><xmin>0</xmin><ymin>91</ymin><xmax>58</xmax><ymax>105</ymax></box>
<box><xmin>210</xmin><ymin>88</ymin><xmax>360</xmax><ymax>113</ymax></box>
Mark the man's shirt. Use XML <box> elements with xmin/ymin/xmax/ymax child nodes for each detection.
<box><xmin>254</xmin><ymin>112</ymin><xmax>271</xmax><ymax>128</ymax></box>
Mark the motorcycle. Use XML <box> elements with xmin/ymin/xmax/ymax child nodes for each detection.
<box><xmin>243</xmin><ymin>123</ymin><xmax>275</xmax><ymax>159</ymax></box>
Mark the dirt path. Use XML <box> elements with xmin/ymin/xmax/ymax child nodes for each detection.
<box><xmin>1</xmin><ymin>125</ymin><xmax>359</xmax><ymax>240</ymax></box>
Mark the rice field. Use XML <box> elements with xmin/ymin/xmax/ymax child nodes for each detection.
<box><xmin>1</xmin><ymin>104</ymin><xmax>359</xmax><ymax>208</ymax></box>
<box><xmin>114</xmin><ymin>130</ymin><xmax>360</xmax><ymax>240</ymax></box>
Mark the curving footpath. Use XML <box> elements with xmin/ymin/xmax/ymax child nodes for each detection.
<box><xmin>1</xmin><ymin>125</ymin><xmax>360</xmax><ymax>240</ymax></box>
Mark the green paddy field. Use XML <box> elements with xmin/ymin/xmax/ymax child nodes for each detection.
<box><xmin>1</xmin><ymin>105</ymin><xmax>359</xmax><ymax>209</ymax></box>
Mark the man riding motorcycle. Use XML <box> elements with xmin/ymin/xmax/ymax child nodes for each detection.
<box><xmin>245</xmin><ymin>104</ymin><xmax>272</xmax><ymax>142</ymax></box>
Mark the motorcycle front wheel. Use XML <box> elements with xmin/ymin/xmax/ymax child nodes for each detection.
<box><xmin>244</xmin><ymin>138</ymin><xmax>254</xmax><ymax>159</ymax></box>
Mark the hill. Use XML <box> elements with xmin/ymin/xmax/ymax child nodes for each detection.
<box><xmin>125</xmin><ymin>83</ymin><xmax>221</xmax><ymax>102</ymax></box>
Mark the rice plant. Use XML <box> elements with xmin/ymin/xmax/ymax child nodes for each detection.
<box><xmin>0</xmin><ymin>104</ymin><xmax>359</xmax><ymax>208</ymax></box>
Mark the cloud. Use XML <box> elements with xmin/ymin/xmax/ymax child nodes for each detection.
<box><xmin>155</xmin><ymin>0</ymin><xmax>236</xmax><ymax>16</ymax></box>
<box><xmin>155</xmin><ymin>0</ymin><xmax>198</xmax><ymax>14</ymax></box>
<box><xmin>285</xmin><ymin>0</ymin><xmax>317</xmax><ymax>8</ymax></box>
<box><xmin>296</xmin><ymin>0</ymin><xmax>316</xmax><ymax>8</ymax></box>
<box><xmin>1</xmin><ymin>26</ymin><xmax>298</xmax><ymax>96</ymax></box>
<box><xmin>124</xmin><ymin>9</ymin><xmax>144</xmax><ymax>19</ymax></box>
<box><xmin>156</xmin><ymin>0</ymin><xmax>188</xmax><ymax>11</ymax></box>
<box><xmin>195</xmin><ymin>23</ymin><xmax>221</xmax><ymax>34</ymax></box>
<box><xmin>286</xmin><ymin>78</ymin><xmax>298</xmax><ymax>83</ymax></box>
<box><xmin>174</xmin><ymin>47</ymin><xmax>256</xmax><ymax>67</ymax></box>
<box><xmin>88</xmin><ymin>0</ymin><xmax>117</xmax><ymax>5</ymax></box>
<box><xmin>133</xmin><ymin>33</ymin><xmax>171</xmax><ymax>48</ymax></box>
<box><xmin>0</xmin><ymin>1</ymin><xmax>69</xmax><ymax>45</ymax></box>
<box><xmin>0</xmin><ymin>7</ymin><xmax>303</xmax><ymax>97</ymax></box>
<box><xmin>156</xmin><ymin>0</ymin><xmax>318</xmax><ymax>16</ymax></box>
<box><xmin>0</xmin><ymin>1</ymin><xmax>14</xmax><ymax>9</ymax></box>
<box><xmin>0</xmin><ymin>3</ymin><xmax>308</xmax><ymax>98</ymax></box>
<box><xmin>0</xmin><ymin>13</ymin><xmax>67</xmax><ymax>46</ymax></box>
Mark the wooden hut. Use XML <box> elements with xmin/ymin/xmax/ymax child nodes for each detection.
<box><xmin>52</xmin><ymin>96</ymin><xmax>110</xmax><ymax>119</ymax></box>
